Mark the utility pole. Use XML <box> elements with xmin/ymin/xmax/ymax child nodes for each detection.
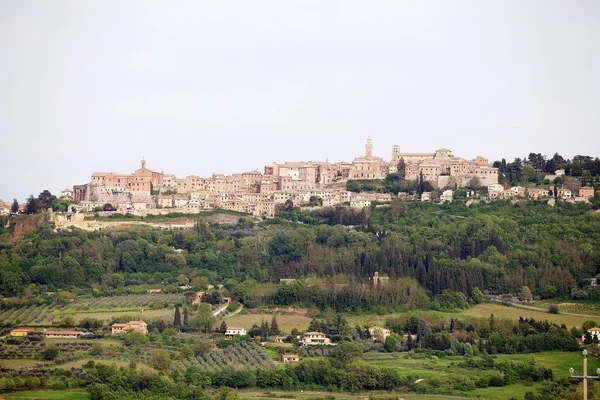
<box><xmin>570</xmin><ymin>349</ymin><xmax>600</xmax><ymax>400</ymax></box>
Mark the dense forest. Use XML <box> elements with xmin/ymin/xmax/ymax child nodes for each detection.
<box><xmin>1</xmin><ymin>200</ymin><xmax>599</xmax><ymax>309</ymax></box>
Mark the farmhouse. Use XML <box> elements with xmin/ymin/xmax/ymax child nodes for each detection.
<box><xmin>583</xmin><ymin>327</ymin><xmax>600</xmax><ymax>342</ymax></box>
<box><xmin>225</xmin><ymin>327</ymin><xmax>247</xmax><ymax>338</ymax></box>
<box><xmin>111</xmin><ymin>320</ymin><xmax>148</xmax><ymax>335</ymax></box>
<box><xmin>368</xmin><ymin>327</ymin><xmax>391</xmax><ymax>342</ymax></box>
<box><xmin>44</xmin><ymin>330</ymin><xmax>82</xmax><ymax>338</ymax></box>
<box><xmin>10</xmin><ymin>328</ymin><xmax>31</xmax><ymax>337</ymax></box>
<box><xmin>282</xmin><ymin>354</ymin><xmax>300</xmax><ymax>363</ymax></box>
<box><xmin>301</xmin><ymin>332</ymin><xmax>333</xmax><ymax>346</ymax></box>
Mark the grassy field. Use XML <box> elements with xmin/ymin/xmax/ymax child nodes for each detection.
<box><xmin>461</xmin><ymin>303</ymin><xmax>591</xmax><ymax>328</ymax></box>
<box><xmin>361</xmin><ymin>350</ymin><xmax>600</xmax><ymax>399</ymax></box>
<box><xmin>0</xmin><ymin>359</ymin><xmax>46</xmax><ymax>369</ymax></box>
<box><xmin>239</xmin><ymin>389</ymin><xmax>473</xmax><ymax>400</ymax></box>
<box><xmin>225</xmin><ymin>313</ymin><xmax>312</xmax><ymax>333</ymax></box>
<box><xmin>532</xmin><ymin>300</ymin><xmax>600</xmax><ymax>317</ymax></box>
<box><xmin>3</xmin><ymin>391</ymin><xmax>90</xmax><ymax>400</ymax></box>
<box><xmin>347</xmin><ymin>302</ymin><xmax>592</xmax><ymax>330</ymax></box>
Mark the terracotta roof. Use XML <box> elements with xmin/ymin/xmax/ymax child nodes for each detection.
<box><xmin>44</xmin><ymin>330</ymin><xmax>81</xmax><ymax>335</ymax></box>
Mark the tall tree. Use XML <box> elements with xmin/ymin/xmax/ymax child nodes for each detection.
<box><xmin>11</xmin><ymin>198</ymin><xmax>18</xmax><ymax>214</ymax></box>
<box><xmin>270</xmin><ymin>314</ymin><xmax>280</xmax><ymax>335</ymax></box>
<box><xmin>219</xmin><ymin>320</ymin><xmax>228</xmax><ymax>333</ymax></box>
<box><xmin>196</xmin><ymin>304</ymin><xmax>215</xmax><ymax>334</ymax></box>
<box><xmin>174</xmin><ymin>306</ymin><xmax>182</xmax><ymax>330</ymax></box>
<box><xmin>397</xmin><ymin>157</ymin><xmax>406</xmax><ymax>179</ymax></box>
<box><xmin>183</xmin><ymin>307</ymin><xmax>189</xmax><ymax>327</ymax></box>
<box><xmin>25</xmin><ymin>195</ymin><xmax>38</xmax><ymax>214</ymax></box>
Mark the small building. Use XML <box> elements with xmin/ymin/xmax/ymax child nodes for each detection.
<box><xmin>583</xmin><ymin>327</ymin><xmax>600</xmax><ymax>342</ymax></box>
<box><xmin>487</xmin><ymin>184</ymin><xmax>504</xmax><ymax>199</ymax></box>
<box><xmin>10</xmin><ymin>328</ymin><xmax>31</xmax><ymax>337</ymax></box>
<box><xmin>440</xmin><ymin>190</ymin><xmax>453</xmax><ymax>203</ymax></box>
<box><xmin>44</xmin><ymin>330</ymin><xmax>82</xmax><ymax>339</ymax></box>
<box><xmin>111</xmin><ymin>320</ymin><xmax>148</xmax><ymax>335</ymax></box>
<box><xmin>421</xmin><ymin>191</ymin><xmax>432</xmax><ymax>202</ymax></box>
<box><xmin>558</xmin><ymin>188</ymin><xmax>572</xmax><ymax>199</ymax></box>
<box><xmin>225</xmin><ymin>327</ymin><xmax>246</xmax><ymax>338</ymax></box>
<box><xmin>274</xmin><ymin>336</ymin><xmax>286</xmax><ymax>343</ymax></box>
<box><xmin>555</xmin><ymin>169</ymin><xmax>565</xmax><ymax>176</ymax></box>
<box><xmin>60</xmin><ymin>188</ymin><xmax>74</xmax><ymax>200</ymax></box>
<box><xmin>368</xmin><ymin>327</ymin><xmax>391</xmax><ymax>342</ymax></box>
<box><xmin>579</xmin><ymin>187</ymin><xmax>595</xmax><ymax>199</ymax></box>
<box><xmin>301</xmin><ymin>332</ymin><xmax>333</xmax><ymax>346</ymax></box>
<box><xmin>527</xmin><ymin>188</ymin><xmax>549</xmax><ymax>200</ymax></box>
<box><xmin>282</xmin><ymin>354</ymin><xmax>300</xmax><ymax>363</ymax></box>
<box><xmin>510</xmin><ymin>186</ymin><xmax>526</xmax><ymax>198</ymax></box>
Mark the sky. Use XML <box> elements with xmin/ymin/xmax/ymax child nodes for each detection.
<box><xmin>1</xmin><ymin>0</ymin><xmax>599</xmax><ymax>202</ymax></box>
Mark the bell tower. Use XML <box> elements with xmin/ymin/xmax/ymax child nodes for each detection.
<box><xmin>392</xmin><ymin>145</ymin><xmax>400</xmax><ymax>161</ymax></box>
<box><xmin>365</xmin><ymin>138</ymin><xmax>373</xmax><ymax>157</ymax></box>
<box><xmin>141</xmin><ymin>159</ymin><xmax>146</xmax><ymax>169</ymax></box>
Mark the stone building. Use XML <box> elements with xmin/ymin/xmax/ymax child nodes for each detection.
<box><xmin>350</xmin><ymin>138</ymin><xmax>385</xmax><ymax>180</ymax></box>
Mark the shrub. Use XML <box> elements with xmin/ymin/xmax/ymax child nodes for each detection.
<box><xmin>548</xmin><ymin>304</ymin><xmax>559</xmax><ymax>314</ymax></box>
<box><xmin>42</xmin><ymin>346</ymin><xmax>59</xmax><ymax>361</ymax></box>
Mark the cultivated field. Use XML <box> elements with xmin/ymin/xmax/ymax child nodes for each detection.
<box><xmin>0</xmin><ymin>293</ymin><xmax>183</xmax><ymax>326</ymax></box>
<box><xmin>225</xmin><ymin>313</ymin><xmax>312</xmax><ymax>333</ymax></box>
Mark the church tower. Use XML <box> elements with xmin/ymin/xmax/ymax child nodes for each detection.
<box><xmin>392</xmin><ymin>145</ymin><xmax>400</xmax><ymax>161</ymax></box>
<box><xmin>365</xmin><ymin>138</ymin><xmax>373</xmax><ymax>157</ymax></box>
<box><xmin>141</xmin><ymin>159</ymin><xmax>147</xmax><ymax>169</ymax></box>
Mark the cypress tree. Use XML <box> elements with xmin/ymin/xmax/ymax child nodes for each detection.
<box><xmin>174</xmin><ymin>306</ymin><xmax>182</xmax><ymax>330</ymax></box>
<box><xmin>219</xmin><ymin>321</ymin><xmax>228</xmax><ymax>333</ymax></box>
<box><xmin>271</xmin><ymin>314</ymin><xmax>280</xmax><ymax>335</ymax></box>
<box><xmin>11</xmin><ymin>199</ymin><xmax>18</xmax><ymax>214</ymax></box>
<box><xmin>406</xmin><ymin>334</ymin><xmax>414</xmax><ymax>350</ymax></box>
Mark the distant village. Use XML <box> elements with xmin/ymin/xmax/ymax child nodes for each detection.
<box><xmin>0</xmin><ymin>139</ymin><xmax>596</xmax><ymax>218</ymax></box>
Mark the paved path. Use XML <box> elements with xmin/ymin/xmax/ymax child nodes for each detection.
<box><xmin>212</xmin><ymin>303</ymin><xmax>228</xmax><ymax>317</ymax></box>
<box><xmin>224</xmin><ymin>304</ymin><xmax>244</xmax><ymax>318</ymax></box>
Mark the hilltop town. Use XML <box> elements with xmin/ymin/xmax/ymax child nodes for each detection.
<box><xmin>58</xmin><ymin>139</ymin><xmax>499</xmax><ymax>218</ymax></box>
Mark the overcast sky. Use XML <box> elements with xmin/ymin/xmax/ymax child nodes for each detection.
<box><xmin>1</xmin><ymin>1</ymin><xmax>599</xmax><ymax>202</ymax></box>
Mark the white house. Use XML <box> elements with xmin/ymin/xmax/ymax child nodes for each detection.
<box><xmin>582</xmin><ymin>327</ymin><xmax>600</xmax><ymax>342</ymax></box>
<box><xmin>440</xmin><ymin>190</ymin><xmax>453</xmax><ymax>203</ymax></box>
<box><xmin>301</xmin><ymin>332</ymin><xmax>333</xmax><ymax>346</ymax></box>
<box><xmin>225</xmin><ymin>327</ymin><xmax>246</xmax><ymax>338</ymax></box>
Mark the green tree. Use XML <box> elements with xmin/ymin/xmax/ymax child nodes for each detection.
<box><xmin>42</xmin><ymin>346</ymin><xmax>59</xmax><ymax>360</ymax></box>
<box><xmin>25</xmin><ymin>195</ymin><xmax>39</xmax><ymax>214</ymax></box>
<box><xmin>0</xmin><ymin>271</ymin><xmax>22</xmax><ymax>297</ymax></box>
<box><xmin>384</xmin><ymin>335</ymin><xmax>398</xmax><ymax>352</ymax></box>
<box><xmin>183</xmin><ymin>307</ymin><xmax>189</xmax><ymax>327</ymax></box>
<box><xmin>334</xmin><ymin>340</ymin><xmax>363</xmax><ymax>363</ymax></box>
<box><xmin>174</xmin><ymin>306</ymin><xmax>182</xmax><ymax>331</ymax></box>
<box><xmin>109</xmin><ymin>273</ymin><xmax>124</xmax><ymax>288</ymax></box>
<box><xmin>520</xmin><ymin>286</ymin><xmax>533</xmax><ymax>302</ymax></box>
<box><xmin>197</xmin><ymin>304</ymin><xmax>216</xmax><ymax>334</ymax></box>
<box><xmin>270</xmin><ymin>314</ymin><xmax>280</xmax><ymax>335</ymax></box>
<box><xmin>89</xmin><ymin>343</ymin><xmax>104</xmax><ymax>356</ymax></box>
<box><xmin>397</xmin><ymin>157</ymin><xmax>406</xmax><ymax>179</ymax></box>
<box><xmin>10</xmin><ymin>198</ymin><xmax>18</xmax><ymax>213</ymax></box>
<box><xmin>149</xmin><ymin>349</ymin><xmax>171</xmax><ymax>371</ymax></box>
<box><xmin>123</xmin><ymin>331</ymin><xmax>148</xmax><ymax>346</ymax></box>
<box><xmin>471</xmin><ymin>287</ymin><xmax>484</xmax><ymax>304</ymax></box>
